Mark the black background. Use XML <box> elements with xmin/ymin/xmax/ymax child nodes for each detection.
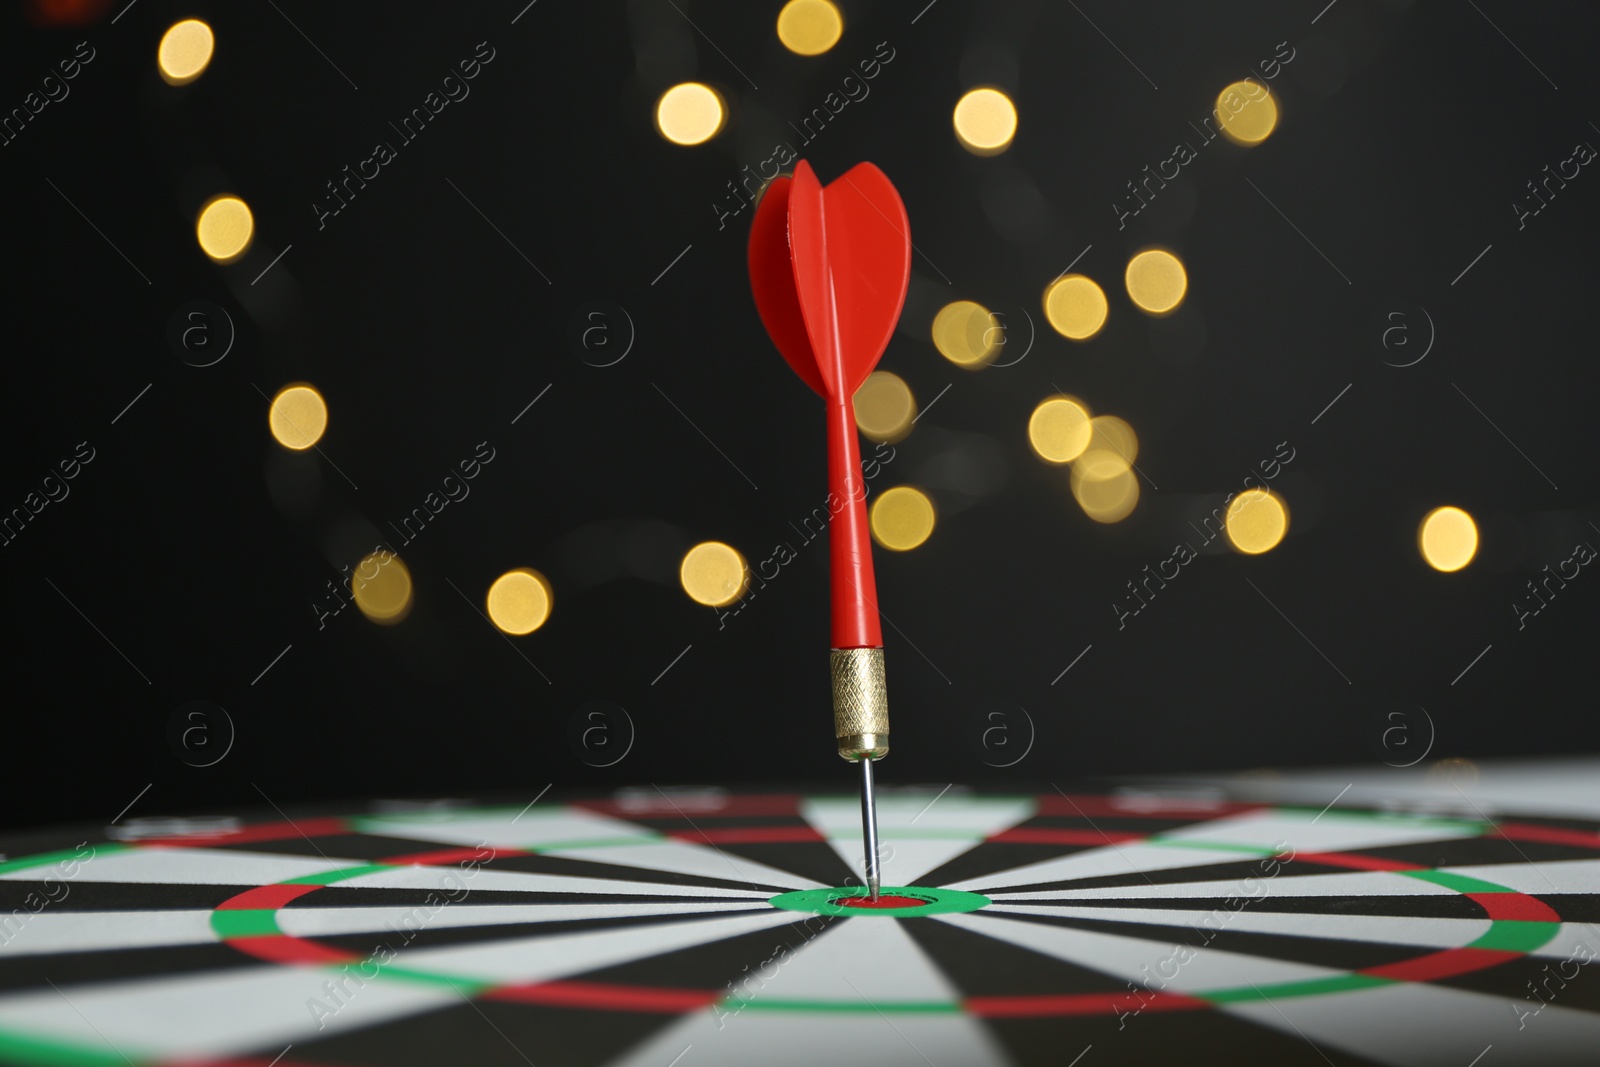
<box><xmin>2</xmin><ymin>0</ymin><xmax>1596</xmax><ymax>831</ymax></box>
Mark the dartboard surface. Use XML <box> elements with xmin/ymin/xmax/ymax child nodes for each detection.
<box><xmin>3</xmin><ymin>782</ymin><xmax>1598</xmax><ymax>1066</ymax></box>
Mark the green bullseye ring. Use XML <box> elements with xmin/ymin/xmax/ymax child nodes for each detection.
<box><xmin>769</xmin><ymin>886</ymin><xmax>990</xmax><ymax>917</ymax></box>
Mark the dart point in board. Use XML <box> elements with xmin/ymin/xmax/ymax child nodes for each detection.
<box><xmin>747</xmin><ymin>159</ymin><xmax>912</xmax><ymax>901</ymax></box>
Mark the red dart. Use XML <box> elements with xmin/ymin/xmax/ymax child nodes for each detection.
<box><xmin>748</xmin><ymin>159</ymin><xmax>912</xmax><ymax>899</ymax></box>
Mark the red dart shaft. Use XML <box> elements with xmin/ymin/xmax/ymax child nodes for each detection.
<box><xmin>826</xmin><ymin>393</ymin><xmax>883</xmax><ymax>650</ymax></box>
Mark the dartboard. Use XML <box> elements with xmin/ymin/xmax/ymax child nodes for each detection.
<box><xmin>3</xmin><ymin>786</ymin><xmax>1598</xmax><ymax>1066</ymax></box>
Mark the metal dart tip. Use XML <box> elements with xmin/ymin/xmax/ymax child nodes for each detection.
<box><xmin>859</xmin><ymin>755</ymin><xmax>880</xmax><ymax>901</ymax></box>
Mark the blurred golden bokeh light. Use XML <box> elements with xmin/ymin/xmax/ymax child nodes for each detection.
<box><xmin>1419</xmin><ymin>506</ymin><xmax>1478</xmax><ymax>572</ymax></box>
<box><xmin>1028</xmin><ymin>396</ymin><xmax>1093</xmax><ymax>464</ymax></box>
<box><xmin>1125</xmin><ymin>249</ymin><xmax>1188</xmax><ymax>315</ymax></box>
<box><xmin>680</xmin><ymin>541</ymin><xmax>748</xmax><ymax>607</ymax></box>
<box><xmin>158</xmin><ymin>19</ymin><xmax>214</xmax><ymax>85</ymax></box>
<box><xmin>854</xmin><ymin>371</ymin><xmax>917</xmax><ymax>443</ymax></box>
<box><xmin>1071</xmin><ymin>452</ymin><xmax>1139</xmax><ymax>523</ymax></box>
<box><xmin>952</xmin><ymin>88</ymin><xmax>1017</xmax><ymax>155</ymax></box>
<box><xmin>656</xmin><ymin>82</ymin><xmax>726</xmax><ymax>145</ymax></box>
<box><xmin>1043</xmin><ymin>275</ymin><xmax>1108</xmax><ymax>340</ymax></box>
<box><xmin>1224</xmin><ymin>488</ymin><xmax>1289</xmax><ymax>554</ymax></box>
<box><xmin>486</xmin><ymin>568</ymin><xmax>553</xmax><ymax>635</ymax></box>
<box><xmin>353</xmin><ymin>552</ymin><xmax>412</xmax><ymax>625</ymax></box>
<box><xmin>776</xmin><ymin>0</ymin><xmax>843</xmax><ymax>55</ymax></box>
<box><xmin>931</xmin><ymin>300</ymin><xmax>1000</xmax><ymax>367</ymax></box>
<box><xmin>870</xmin><ymin>486</ymin><xmax>936</xmax><ymax>550</ymax></box>
<box><xmin>196</xmin><ymin>196</ymin><xmax>253</xmax><ymax>263</ymax></box>
<box><xmin>268</xmin><ymin>384</ymin><xmax>328</xmax><ymax>451</ymax></box>
<box><xmin>1216</xmin><ymin>80</ymin><xmax>1279</xmax><ymax>145</ymax></box>
<box><xmin>1427</xmin><ymin>756</ymin><xmax>1481</xmax><ymax>789</ymax></box>
<box><xmin>1088</xmin><ymin>414</ymin><xmax>1139</xmax><ymax>465</ymax></box>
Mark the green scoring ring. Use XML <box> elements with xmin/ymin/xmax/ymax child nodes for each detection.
<box><xmin>769</xmin><ymin>885</ymin><xmax>991</xmax><ymax>917</ymax></box>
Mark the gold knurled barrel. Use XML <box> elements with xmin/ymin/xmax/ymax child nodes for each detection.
<box><xmin>831</xmin><ymin>647</ymin><xmax>889</xmax><ymax>761</ymax></box>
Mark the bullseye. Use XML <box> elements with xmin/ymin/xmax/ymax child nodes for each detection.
<box><xmin>836</xmin><ymin>894</ymin><xmax>930</xmax><ymax>909</ymax></box>
<box><xmin>769</xmin><ymin>885</ymin><xmax>991</xmax><ymax>917</ymax></box>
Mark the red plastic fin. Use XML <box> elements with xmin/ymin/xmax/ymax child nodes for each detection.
<box><xmin>820</xmin><ymin>162</ymin><xmax>912</xmax><ymax>395</ymax></box>
<box><xmin>746</xmin><ymin>175</ymin><xmax>826</xmax><ymax>398</ymax></box>
<box><xmin>785</xmin><ymin>160</ymin><xmax>841</xmax><ymax>395</ymax></box>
